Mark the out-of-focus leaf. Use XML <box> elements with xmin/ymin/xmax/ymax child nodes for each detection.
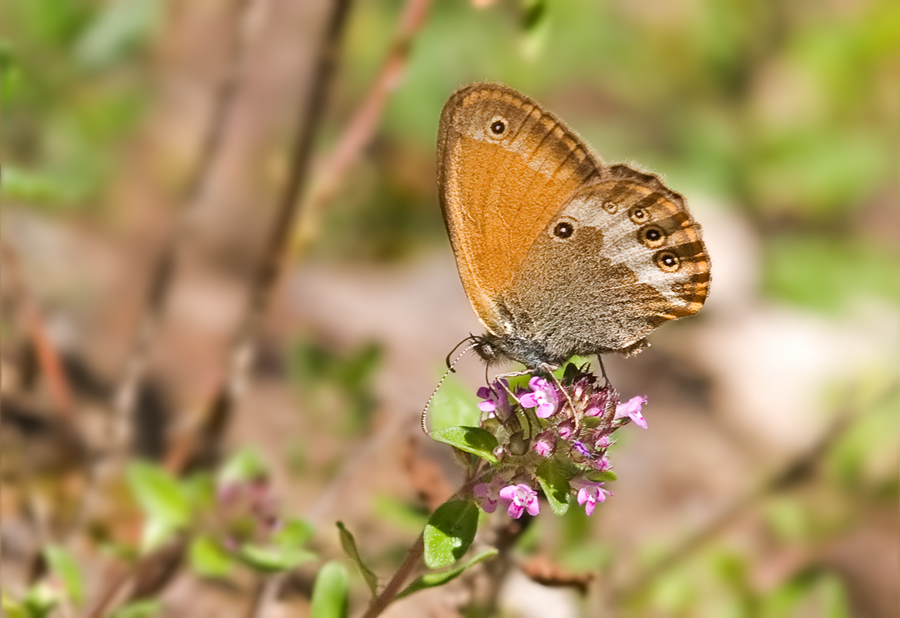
<box><xmin>275</xmin><ymin>518</ymin><xmax>315</xmax><ymax>548</ymax></box>
<box><xmin>764</xmin><ymin>235</ymin><xmax>900</xmax><ymax>312</ymax></box>
<box><xmin>188</xmin><ymin>536</ymin><xmax>234</xmax><ymax>579</ymax></box>
<box><xmin>310</xmin><ymin>561</ymin><xmax>350</xmax><ymax>618</ymax></box>
<box><xmin>75</xmin><ymin>0</ymin><xmax>161</xmax><ymax>69</ymax></box>
<box><xmin>2</xmin><ymin>586</ymin><xmax>57</xmax><ymax>618</ymax></box>
<box><xmin>218</xmin><ymin>448</ymin><xmax>268</xmax><ymax>485</ymax></box>
<box><xmin>109</xmin><ymin>599</ymin><xmax>162</xmax><ymax>618</ymax></box>
<box><xmin>428</xmin><ymin>373</ymin><xmax>482</xmax><ymax>431</ymax></box>
<box><xmin>127</xmin><ymin>462</ymin><xmax>190</xmax><ymax>551</ymax></box>
<box><xmin>238</xmin><ymin>544</ymin><xmax>316</xmax><ymax>573</ymax></box>
<box><xmin>430</xmin><ymin>426</ymin><xmax>499</xmax><ymax>464</ymax></box>
<box><xmin>127</xmin><ymin>462</ymin><xmax>190</xmax><ymax>524</ymax></box>
<box><xmin>372</xmin><ymin>495</ymin><xmax>430</xmax><ymax>532</ymax></box>
<box><xmin>398</xmin><ymin>548</ymin><xmax>498</xmax><ymax>598</ymax></box>
<box><xmin>423</xmin><ymin>500</ymin><xmax>479</xmax><ymax>569</ymax></box>
<box><xmin>337</xmin><ymin>522</ymin><xmax>378</xmax><ymax>596</ymax></box>
<box><xmin>764</xmin><ymin>498</ymin><xmax>809</xmax><ymax>543</ymax></box>
<box><xmin>43</xmin><ymin>545</ymin><xmax>84</xmax><ymax>605</ymax></box>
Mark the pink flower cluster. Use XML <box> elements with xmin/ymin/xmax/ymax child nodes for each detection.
<box><xmin>471</xmin><ymin>364</ymin><xmax>648</xmax><ymax>518</ymax></box>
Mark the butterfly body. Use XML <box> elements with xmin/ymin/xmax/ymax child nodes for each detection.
<box><xmin>437</xmin><ymin>83</ymin><xmax>710</xmax><ymax>369</ymax></box>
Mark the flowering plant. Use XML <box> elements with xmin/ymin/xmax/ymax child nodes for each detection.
<box><xmin>434</xmin><ymin>362</ymin><xmax>647</xmax><ymax>520</ymax></box>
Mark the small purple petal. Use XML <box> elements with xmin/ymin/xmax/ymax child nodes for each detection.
<box><xmin>572</xmin><ymin>441</ymin><xmax>591</xmax><ymax>459</ymax></box>
<box><xmin>519</xmin><ymin>393</ymin><xmax>538</xmax><ymax>408</ymax></box>
<box><xmin>478</xmin><ymin>400</ymin><xmax>497</xmax><ymax>413</ymax></box>
<box><xmin>615</xmin><ymin>395</ymin><xmax>648</xmax><ymax>429</ymax></box>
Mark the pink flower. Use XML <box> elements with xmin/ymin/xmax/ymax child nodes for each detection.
<box><xmin>572</xmin><ymin>479</ymin><xmax>612</xmax><ymax>516</ymax></box>
<box><xmin>519</xmin><ymin>377</ymin><xmax>559</xmax><ymax>418</ymax></box>
<box><xmin>477</xmin><ymin>380</ymin><xmax>512</xmax><ymax>420</ymax></box>
<box><xmin>591</xmin><ymin>456</ymin><xmax>611</xmax><ymax>472</ymax></box>
<box><xmin>533</xmin><ymin>431</ymin><xmax>555</xmax><ymax>457</ymax></box>
<box><xmin>499</xmin><ymin>483</ymin><xmax>540</xmax><ymax>519</ymax></box>
<box><xmin>615</xmin><ymin>395</ymin><xmax>648</xmax><ymax>429</ymax></box>
<box><xmin>473</xmin><ymin>476</ymin><xmax>507</xmax><ymax>513</ymax></box>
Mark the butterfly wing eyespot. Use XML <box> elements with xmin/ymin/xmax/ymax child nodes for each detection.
<box><xmin>639</xmin><ymin>225</ymin><xmax>666</xmax><ymax>248</ymax></box>
<box><xmin>552</xmin><ymin>220</ymin><xmax>575</xmax><ymax>240</ymax></box>
<box><xmin>489</xmin><ymin>117</ymin><xmax>507</xmax><ymax>137</ymax></box>
<box><xmin>654</xmin><ymin>250</ymin><xmax>680</xmax><ymax>272</ymax></box>
<box><xmin>629</xmin><ymin>206</ymin><xmax>649</xmax><ymax>224</ymax></box>
<box><xmin>602</xmin><ymin>201</ymin><xmax>618</xmax><ymax>213</ymax></box>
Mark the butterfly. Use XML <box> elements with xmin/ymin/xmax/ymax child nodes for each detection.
<box><xmin>437</xmin><ymin>83</ymin><xmax>710</xmax><ymax>370</ymax></box>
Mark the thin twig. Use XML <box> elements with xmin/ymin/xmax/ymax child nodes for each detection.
<box><xmin>0</xmin><ymin>241</ymin><xmax>74</xmax><ymax>416</ymax></box>
<box><xmin>608</xmin><ymin>385</ymin><xmax>897</xmax><ymax>602</ymax></box>
<box><xmin>293</xmin><ymin>0</ymin><xmax>431</xmax><ymax>253</ymax></box>
<box><xmin>190</xmin><ymin>0</ymin><xmax>353</xmax><ymax>469</ymax></box>
<box><xmin>361</xmin><ymin>533</ymin><xmax>425</xmax><ymax>618</ymax></box>
<box><xmin>108</xmin><ymin>0</ymin><xmax>268</xmax><ymax>460</ymax></box>
<box><xmin>248</xmin><ymin>573</ymin><xmax>287</xmax><ymax>618</ymax></box>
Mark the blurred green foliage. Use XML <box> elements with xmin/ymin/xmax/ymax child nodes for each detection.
<box><xmin>290</xmin><ymin>337</ymin><xmax>382</xmax><ymax>435</ymax></box>
<box><xmin>1</xmin><ymin>0</ymin><xmax>158</xmax><ymax>210</ymax></box>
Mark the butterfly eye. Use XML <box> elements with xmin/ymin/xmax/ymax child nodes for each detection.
<box><xmin>489</xmin><ymin>119</ymin><xmax>507</xmax><ymax>136</ymax></box>
<box><xmin>655</xmin><ymin>250</ymin><xmax>680</xmax><ymax>272</ymax></box>
<box><xmin>553</xmin><ymin>221</ymin><xmax>575</xmax><ymax>239</ymax></box>
<box><xmin>639</xmin><ymin>225</ymin><xmax>666</xmax><ymax>248</ymax></box>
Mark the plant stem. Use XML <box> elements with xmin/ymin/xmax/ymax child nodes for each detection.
<box><xmin>361</xmin><ymin>533</ymin><xmax>424</xmax><ymax>618</ymax></box>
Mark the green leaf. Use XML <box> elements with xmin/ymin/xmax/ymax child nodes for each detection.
<box><xmin>218</xmin><ymin>448</ymin><xmax>268</xmax><ymax>485</ymax></box>
<box><xmin>188</xmin><ymin>536</ymin><xmax>234</xmax><ymax>578</ymax></box>
<box><xmin>109</xmin><ymin>599</ymin><xmax>162</xmax><ymax>618</ymax></box>
<box><xmin>585</xmin><ymin>470</ymin><xmax>617</xmax><ymax>483</ymax></box>
<box><xmin>398</xmin><ymin>548</ymin><xmax>498</xmax><ymax>599</ymax></box>
<box><xmin>430</xmin><ymin>427</ymin><xmax>499</xmax><ymax>464</ymax></box>
<box><xmin>238</xmin><ymin>544</ymin><xmax>316</xmax><ymax>573</ymax></box>
<box><xmin>2</xmin><ymin>586</ymin><xmax>57</xmax><ymax>618</ymax></box>
<box><xmin>127</xmin><ymin>462</ymin><xmax>191</xmax><ymax>530</ymax></box>
<box><xmin>423</xmin><ymin>500</ymin><xmax>479</xmax><ymax>569</ymax></box>
<box><xmin>75</xmin><ymin>0</ymin><xmax>162</xmax><ymax>69</ymax></box>
<box><xmin>43</xmin><ymin>545</ymin><xmax>84</xmax><ymax>606</ymax></box>
<box><xmin>428</xmin><ymin>373</ymin><xmax>481</xmax><ymax>431</ymax></box>
<box><xmin>310</xmin><ymin>561</ymin><xmax>350</xmax><ymax>618</ymax></box>
<box><xmin>536</xmin><ymin>459</ymin><xmax>571</xmax><ymax>516</ymax></box>
<box><xmin>139</xmin><ymin>518</ymin><xmax>178</xmax><ymax>554</ymax></box>
<box><xmin>274</xmin><ymin>518</ymin><xmax>315</xmax><ymax>548</ymax></box>
<box><xmin>337</xmin><ymin>522</ymin><xmax>378</xmax><ymax>596</ymax></box>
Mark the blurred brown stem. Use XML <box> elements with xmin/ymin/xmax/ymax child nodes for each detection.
<box><xmin>0</xmin><ymin>242</ymin><xmax>74</xmax><ymax>417</ymax></box>
<box><xmin>189</xmin><ymin>0</ymin><xmax>353</xmax><ymax>472</ymax></box>
<box><xmin>294</xmin><ymin>0</ymin><xmax>431</xmax><ymax>254</ymax></box>
<box><xmin>362</xmin><ymin>533</ymin><xmax>425</xmax><ymax>618</ymax></box>
<box><xmin>108</xmin><ymin>0</ymin><xmax>267</xmax><ymax>461</ymax></box>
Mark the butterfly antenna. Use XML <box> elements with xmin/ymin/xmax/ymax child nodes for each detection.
<box><xmin>422</xmin><ymin>342</ymin><xmax>478</xmax><ymax>435</ymax></box>
<box><xmin>445</xmin><ymin>335</ymin><xmax>478</xmax><ymax>371</ymax></box>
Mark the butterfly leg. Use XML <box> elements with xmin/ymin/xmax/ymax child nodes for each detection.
<box><xmin>595</xmin><ymin>354</ymin><xmax>611</xmax><ymax>386</ymax></box>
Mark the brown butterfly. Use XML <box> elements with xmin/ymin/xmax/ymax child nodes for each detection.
<box><xmin>437</xmin><ymin>83</ymin><xmax>710</xmax><ymax>369</ymax></box>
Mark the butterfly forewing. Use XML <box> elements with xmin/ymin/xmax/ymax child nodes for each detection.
<box><xmin>437</xmin><ymin>83</ymin><xmax>604</xmax><ymax>335</ymax></box>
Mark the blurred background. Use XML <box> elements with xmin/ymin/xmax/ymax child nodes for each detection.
<box><xmin>1</xmin><ymin>0</ymin><xmax>897</xmax><ymax>616</ymax></box>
